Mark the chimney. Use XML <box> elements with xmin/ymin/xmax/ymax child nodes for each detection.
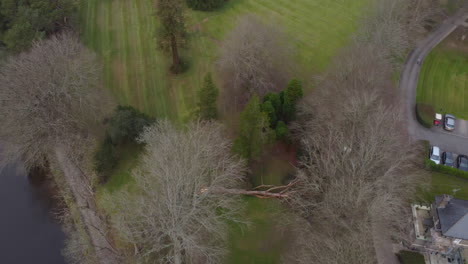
<box><xmin>437</xmin><ymin>195</ymin><xmax>453</xmax><ymax>209</ymax></box>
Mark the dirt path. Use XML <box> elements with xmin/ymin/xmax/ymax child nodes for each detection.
<box><xmin>55</xmin><ymin>146</ymin><xmax>121</xmax><ymax>264</ymax></box>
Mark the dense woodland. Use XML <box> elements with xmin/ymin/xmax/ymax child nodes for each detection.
<box><xmin>0</xmin><ymin>0</ymin><xmax>449</xmax><ymax>263</ymax></box>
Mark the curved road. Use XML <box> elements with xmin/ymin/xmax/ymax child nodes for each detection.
<box><xmin>400</xmin><ymin>7</ymin><xmax>468</xmax><ymax>154</ymax></box>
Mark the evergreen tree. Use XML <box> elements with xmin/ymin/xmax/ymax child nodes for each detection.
<box><xmin>0</xmin><ymin>0</ymin><xmax>75</xmax><ymax>52</ymax></box>
<box><xmin>275</xmin><ymin>121</ymin><xmax>288</xmax><ymax>140</ymax></box>
<box><xmin>156</xmin><ymin>0</ymin><xmax>186</xmax><ymax>73</ymax></box>
<box><xmin>263</xmin><ymin>92</ymin><xmax>282</xmax><ymax>117</ymax></box>
<box><xmin>197</xmin><ymin>73</ymin><xmax>219</xmax><ymax>120</ymax></box>
<box><xmin>261</xmin><ymin>100</ymin><xmax>277</xmax><ymax>127</ymax></box>
<box><xmin>233</xmin><ymin>96</ymin><xmax>272</xmax><ymax>160</ymax></box>
<box><xmin>283</xmin><ymin>79</ymin><xmax>304</xmax><ymax>121</ymax></box>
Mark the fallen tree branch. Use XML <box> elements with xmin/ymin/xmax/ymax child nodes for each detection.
<box><xmin>208</xmin><ymin>186</ymin><xmax>293</xmax><ymax>199</ymax></box>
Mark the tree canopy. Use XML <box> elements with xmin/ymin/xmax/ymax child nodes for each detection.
<box><xmin>0</xmin><ymin>0</ymin><xmax>75</xmax><ymax>52</ymax></box>
<box><xmin>110</xmin><ymin>121</ymin><xmax>247</xmax><ymax>263</ymax></box>
<box><xmin>197</xmin><ymin>73</ymin><xmax>219</xmax><ymax>120</ymax></box>
<box><xmin>0</xmin><ymin>33</ymin><xmax>109</xmax><ymax>170</ymax></box>
<box><xmin>233</xmin><ymin>95</ymin><xmax>272</xmax><ymax>160</ymax></box>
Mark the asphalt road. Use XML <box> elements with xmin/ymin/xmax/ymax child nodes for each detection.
<box><xmin>400</xmin><ymin>7</ymin><xmax>468</xmax><ymax>155</ymax></box>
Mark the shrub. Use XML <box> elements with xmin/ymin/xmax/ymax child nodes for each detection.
<box><xmin>108</xmin><ymin>106</ymin><xmax>155</xmax><ymax>145</ymax></box>
<box><xmin>186</xmin><ymin>0</ymin><xmax>226</xmax><ymax>11</ymax></box>
<box><xmin>415</xmin><ymin>103</ymin><xmax>434</xmax><ymax>128</ymax></box>
<box><xmin>425</xmin><ymin>159</ymin><xmax>468</xmax><ymax>180</ymax></box>
<box><xmin>94</xmin><ymin>134</ymin><xmax>117</xmax><ymax>181</ymax></box>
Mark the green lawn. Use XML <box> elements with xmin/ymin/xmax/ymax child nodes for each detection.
<box><xmin>81</xmin><ymin>0</ymin><xmax>371</xmax><ymax>120</ymax></box>
<box><xmin>419</xmin><ymin>172</ymin><xmax>468</xmax><ymax>203</ymax></box>
<box><xmin>416</xmin><ymin>44</ymin><xmax>468</xmax><ymax>119</ymax></box>
<box><xmin>228</xmin><ymin>198</ymin><xmax>286</xmax><ymax>264</ymax></box>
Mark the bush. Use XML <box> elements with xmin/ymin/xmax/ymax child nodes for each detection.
<box><xmin>415</xmin><ymin>103</ymin><xmax>434</xmax><ymax>128</ymax></box>
<box><xmin>94</xmin><ymin>134</ymin><xmax>117</xmax><ymax>181</ymax></box>
<box><xmin>108</xmin><ymin>106</ymin><xmax>155</xmax><ymax>145</ymax></box>
<box><xmin>425</xmin><ymin>159</ymin><xmax>468</xmax><ymax>180</ymax></box>
<box><xmin>186</xmin><ymin>0</ymin><xmax>226</xmax><ymax>11</ymax></box>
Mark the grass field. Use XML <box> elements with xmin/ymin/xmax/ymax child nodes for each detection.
<box><xmin>81</xmin><ymin>0</ymin><xmax>371</xmax><ymax>120</ymax></box>
<box><xmin>416</xmin><ymin>41</ymin><xmax>468</xmax><ymax>119</ymax></box>
<box><xmin>419</xmin><ymin>172</ymin><xmax>468</xmax><ymax>203</ymax></box>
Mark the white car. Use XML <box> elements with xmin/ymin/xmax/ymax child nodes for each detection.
<box><xmin>430</xmin><ymin>146</ymin><xmax>441</xmax><ymax>165</ymax></box>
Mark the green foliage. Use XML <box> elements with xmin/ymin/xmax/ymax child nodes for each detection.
<box><xmin>108</xmin><ymin>105</ymin><xmax>155</xmax><ymax>145</ymax></box>
<box><xmin>156</xmin><ymin>0</ymin><xmax>185</xmax><ymax>39</ymax></box>
<box><xmin>263</xmin><ymin>92</ymin><xmax>282</xmax><ymax>117</ymax></box>
<box><xmin>156</xmin><ymin>0</ymin><xmax>186</xmax><ymax>72</ymax></box>
<box><xmin>186</xmin><ymin>0</ymin><xmax>226</xmax><ymax>11</ymax></box>
<box><xmin>94</xmin><ymin>106</ymin><xmax>154</xmax><ymax>183</ymax></box>
<box><xmin>94</xmin><ymin>134</ymin><xmax>117</xmax><ymax>180</ymax></box>
<box><xmin>197</xmin><ymin>72</ymin><xmax>219</xmax><ymax>120</ymax></box>
<box><xmin>0</xmin><ymin>0</ymin><xmax>76</xmax><ymax>52</ymax></box>
<box><xmin>396</xmin><ymin>251</ymin><xmax>425</xmax><ymax>264</ymax></box>
<box><xmin>258</xmin><ymin>79</ymin><xmax>302</xmax><ymax>142</ymax></box>
<box><xmin>233</xmin><ymin>96</ymin><xmax>272</xmax><ymax>160</ymax></box>
<box><xmin>282</xmin><ymin>79</ymin><xmax>304</xmax><ymax>121</ymax></box>
<box><xmin>425</xmin><ymin>159</ymin><xmax>468</xmax><ymax>180</ymax></box>
<box><xmin>275</xmin><ymin>121</ymin><xmax>288</xmax><ymax>140</ymax></box>
<box><xmin>261</xmin><ymin>101</ymin><xmax>277</xmax><ymax>127</ymax></box>
<box><xmin>415</xmin><ymin>103</ymin><xmax>434</xmax><ymax>128</ymax></box>
<box><xmin>2</xmin><ymin>21</ymin><xmax>37</xmax><ymax>52</ymax></box>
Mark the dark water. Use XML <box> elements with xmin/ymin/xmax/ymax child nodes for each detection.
<box><xmin>0</xmin><ymin>164</ymin><xmax>66</xmax><ymax>264</ymax></box>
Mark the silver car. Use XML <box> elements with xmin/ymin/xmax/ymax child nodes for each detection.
<box><xmin>444</xmin><ymin>114</ymin><xmax>455</xmax><ymax>131</ymax></box>
<box><xmin>430</xmin><ymin>146</ymin><xmax>441</xmax><ymax>165</ymax></box>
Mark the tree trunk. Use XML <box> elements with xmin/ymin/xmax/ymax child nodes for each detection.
<box><xmin>170</xmin><ymin>34</ymin><xmax>180</xmax><ymax>72</ymax></box>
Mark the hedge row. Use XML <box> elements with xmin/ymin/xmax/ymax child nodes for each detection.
<box><xmin>425</xmin><ymin>159</ymin><xmax>468</xmax><ymax>180</ymax></box>
<box><xmin>415</xmin><ymin>103</ymin><xmax>434</xmax><ymax>128</ymax></box>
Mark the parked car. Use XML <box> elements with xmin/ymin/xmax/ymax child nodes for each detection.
<box><xmin>430</xmin><ymin>146</ymin><xmax>441</xmax><ymax>165</ymax></box>
<box><xmin>444</xmin><ymin>114</ymin><xmax>455</xmax><ymax>131</ymax></box>
<box><xmin>442</xmin><ymin>152</ymin><xmax>455</xmax><ymax>167</ymax></box>
<box><xmin>457</xmin><ymin>155</ymin><xmax>468</xmax><ymax>172</ymax></box>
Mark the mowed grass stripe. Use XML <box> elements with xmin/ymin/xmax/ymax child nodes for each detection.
<box><xmin>417</xmin><ymin>41</ymin><xmax>468</xmax><ymax>119</ymax></box>
<box><xmin>83</xmin><ymin>0</ymin><xmax>371</xmax><ymax>119</ymax></box>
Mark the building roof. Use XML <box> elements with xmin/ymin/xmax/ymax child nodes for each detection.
<box><xmin>436</xmin><ymin>196</ymin><xmax>468</xmax><ymax>240</ymax></box>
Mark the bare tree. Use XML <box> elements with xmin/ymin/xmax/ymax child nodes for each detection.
<box><xmin>0</xmin><ymin>33</ymin><xmax>111</xmax><ymax>171</ymax></box>
<box><xmin>217</xmin><ymin>14</ymin><xmax>293</xmax><ymax>108</ymax></box>
<box><xmin>283</xmin><ymin>10</ymin><xmax>429</xmax><ymax>260</ymax></box>
<box><xmin>357</xmin><ymin>0</ymin><xmax>436</xmax><ymax>65</ymax></box>
<box><xmin>0</xmin><ymin>34</ymin><xmax>119</xmax><ymax>263</ymax></box>
<box><xmin>284</xmin><ymin>46</ymin><xmax>425</xmax><ymax>263</ymax></box>
<box><xmin>108</xmin><ymin>121</ymin><xmax>248</xmax><ymax>264</ymax></box>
